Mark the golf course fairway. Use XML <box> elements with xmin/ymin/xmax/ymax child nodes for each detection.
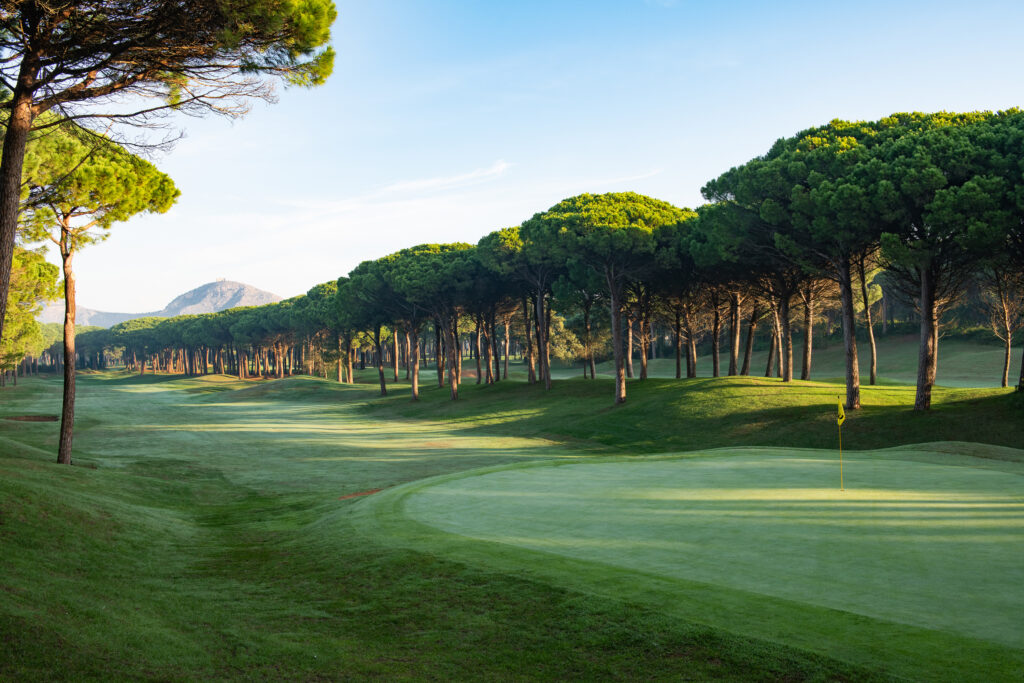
<box><xmin>357</xmin><ymin>447</ymin><xmax>1024</xmax><ymax>680</ymax></box>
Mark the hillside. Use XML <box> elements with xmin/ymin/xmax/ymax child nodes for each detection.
<box><xmin>38</xmin><ymin>280</ymin><xmax>282</xmax><ymax>327</ymax></box>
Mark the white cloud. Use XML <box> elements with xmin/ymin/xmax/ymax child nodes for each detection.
<box><xmin>376</xmin><ymin>159</ymin><xmax>512</xmax><ymax>195</ymax></box>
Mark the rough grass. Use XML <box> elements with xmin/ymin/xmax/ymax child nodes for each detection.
<box><xmin>1</xmin><ymin>346</ymin><xmax>1022</xmax><ymax>680</ymax></box>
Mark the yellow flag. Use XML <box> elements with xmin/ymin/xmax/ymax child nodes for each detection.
<box><xmin>837</xmin><ymin>398</ymin><xmax>846</xmax><ymax>426</ymax></box>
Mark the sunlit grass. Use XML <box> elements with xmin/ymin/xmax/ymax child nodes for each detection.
<box><xmin>393</xmin><ymin>450</ymin><xmax>1024</xmax><ymax>648</ymax></box>
<box><xmin>0</xmin><ymin>355</ymin><xmax>1021</xmax><ymax>680</ymax></box>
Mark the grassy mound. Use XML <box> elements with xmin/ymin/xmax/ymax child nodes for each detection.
<box><xmin>365</xmin><ymin>372</ymin><xmax>1024</xmax><ymax>454</ymax></box>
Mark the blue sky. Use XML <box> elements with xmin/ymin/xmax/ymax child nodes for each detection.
<box><xmin>57</xmin><ymin>0</ymin><xmax>1024</xmax><ymax>311</ymax></box>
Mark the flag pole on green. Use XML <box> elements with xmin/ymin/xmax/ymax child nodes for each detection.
<box><xmin>837</xmin><ymin>396</ymin><xmax>845</xmax><ymax>491</ymax></box>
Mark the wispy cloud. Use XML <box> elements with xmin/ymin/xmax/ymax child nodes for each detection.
<box><xmin>377</xmin><ymin>160</ymin><xmax>512</xmax><ymax>195</ymax></box>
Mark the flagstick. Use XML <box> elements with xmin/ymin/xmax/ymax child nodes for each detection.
<box><xmin>839</xmin><ymin>421</ymin><xmax>844</xmax><ymax>491</ymax></box>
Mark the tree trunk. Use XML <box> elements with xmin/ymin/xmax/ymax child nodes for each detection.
<box><xmin>779</xmin><ymin>294</ymin><xmax>793</xmax><ymax>383</ymax></box>
<box><xmin>607</xmin><ymin>269</ymin><xmax>626</xmax><ymax>404</ymax></box>
<box><xmin>435</xmin><ymin>323</ymin><xmax>444</xmax><ymax>388</ymax></box>
<box><xmin>410</xmin><ymin>324</ymin><xmax>421</xmax><ymax>400</ymax></box>
<box><xmin>444</xmin><ymin>319</ymin><xmax>459</xmax><ymax>400</ymax></box>
<box><xmin>765</xmin><ymin>301</ymin><xmax>778</xmax><ymax>378</ymax></box>
<box><xmin>711</xmin><ymin>305</ymin><xmax>721</xmax><ymax>378</ymax></box>
<box><xmin>586</xmin><ymin>307</ymin><xmax>596</xmax><ymax>379</ymax></box>
<box><xmin>474</xmin><ymin>317</ymin><xmax>483</xmax><ymax>384</ymax></box>
<box><xmin>728</xmin><ymin>292</ymin><xmax>741</xmax><ymax>376</ymax></box>
<box><xmin>535</xmin><ymin>294</ymin><xmax>551</xmax><ymax>389</ymax></box>
<box><xmin>838</xmin><ymin>258</ymin><xmax>862</xmax><ymax>409</ymax></box>
<box><xmin>1001</xmin><ymin>333</ymin><xmax>1011</xmax><ymax>389</ymax></box>
<box><xmin>483</xmin><ymin>318</ymin><xmax>494</xmax><ymax>384</ymax></box>
<box><xmin>625</xmin><ymin>316</ymin><xmax>634</xmax><ymax>379</ymax></box>
<box><xmin>404</xmin><ymin>330</ymin><xmax>411</xmax><ymax>380</ymax></box>
<box><xmin>523</xmin><ymin>296</ymin><xmax>536</xmax><ymax>384</ymax></box>
<box><xmin>455</xmin><ymin>316</ymin><xmax>463</xmax><ymax>385</ymax></box>
<box><xmin>374</xmin><ymin>326</ymin><xmax>387</xmax><ymax>396</ymax></box>
<box><xmin>674</xmin><ymin>308</ymin><xmax>682</xmax><ymax>379</ymax></box>
<box><xmin>858</xmin><ymin>257</ymin><xmax>878</xmax><ymax>385</ymax></box>
<box><xmin>490</xmin><ymin>316</ymin><xmax>500</xmax><ymax>383</ymax></box>
<box><xmin>57</xmin><ymin>241</ymin><xmax>76</xmax><ymax>465</ymax></box>
<box><xmin>683</xmin><ymin>305</ymin><xmax>697</xmax><ymax>378</ymax></box>
<box><xmin>393</xmin><ymin>330</ymin><xmax>400</xmax><ymax>382</ymax></box>
<box><xmin>347</xmin><ymin>346</ymin><xmax>355</xmax><ymax>384</ymax></box>
<box><xmin>801</xmin><ymin>290</ymin><xmax>813</xmax><ymax>381</ymax></box>
<box><xmin>342</xmin><ymin>335</ymin><xmax>350</xmax><ymax>385</ymax></box>
<box><xmin>638</xmin><ymin>315</ymin><xmax>649</xmax><ymax>380</ymax></box>
<box><xmin>915</xmin><ymin>265</ymin><xmax>939</xmax><ymax>411</ymax></box>
<box><xmin>741</xmin><ymin>304</ymin><xmax>759</xmax><ymax>376</ymax></box>
<box><xmin>503</xmin><ymin>320</ymin><xmax>510</xmax><ymax>379</ymax></box>
<box><xmin>0</xmin><ymin>86</ymin><xmax>37</xmax><ymax>344</ymax></box>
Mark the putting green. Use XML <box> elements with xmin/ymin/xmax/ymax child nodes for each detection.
<box><xmin>394</xmin><ymin>449</ymin><xmax>1024</xmax><ymax>650</ymax></box>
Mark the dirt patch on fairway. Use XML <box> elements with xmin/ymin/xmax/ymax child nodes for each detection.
<box><xmin>3</xmin><ymin>415</ymin><xmax>58</xmax><ymax>422</ymax></box>
<box><xmin>339</xmin><ymin>488</ymin><xmax>383</xmax><ymax>500</ymax></box>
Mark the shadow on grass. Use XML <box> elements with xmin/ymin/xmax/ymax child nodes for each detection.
<box><xmin>355</xmin><ymin>374</ymin><xmax>1024</xmax><ymax>457</ymax></box>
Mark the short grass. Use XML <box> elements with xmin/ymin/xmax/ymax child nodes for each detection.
<box><xmin>1</xmin><ymin>346</ymin><xmax>1022</xmax><ymax>680</ymax></box>
<box><xmin>561</xmin><ymin>333</ymin><xmax>1023</xmax><ymax>388</ymax></box>
<box><xmin>360</xmin><ymin>449</ymin><xmax>1024</xmax><ymax>680</ymax></box>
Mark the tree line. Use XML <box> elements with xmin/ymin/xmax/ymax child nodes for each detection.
<box><xmin>32</xmin><ymin>109</ymin><xmax>1024</xmax><ymax>412</ymax></box>
<box><xmin>7</xmin><ymin>109</ymin><xmax>1024</xmax><ymax>470</ymax></box>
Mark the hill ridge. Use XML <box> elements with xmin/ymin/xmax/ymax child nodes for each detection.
<box><xmin>38</xmin><ymin>280</ymin><xmax>282</xmax><ymax>327</ymax></box>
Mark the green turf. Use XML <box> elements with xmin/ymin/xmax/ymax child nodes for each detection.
<box><xmin>562</xmin><ymin>333</ymin><xmax>1023</xmax><ymax>388</ymax></box>
<box><xmin>386</xmin><ymin>449</ymin><xmax>1024</xmax><ymax>648</ymax></box>
<box><xmin>1</xmin><ymin>351</ymin><xmax>1022</xmax><ymax>680</ymax></box>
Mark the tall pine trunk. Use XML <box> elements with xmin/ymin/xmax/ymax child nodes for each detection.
<box><xmin>404</xmin><ymin>330</ymin><xmax>411</xmax><ymax>379</ymax></box>
<box><xmin>741</xmin><ymin>304</ymin><xmax>759</xmax><ymax>376</ymax></box>
<box><xmin>0</xmin><ymin>87</ymin><xmax>37</xmax><ymax>344</ymax></box>
<box><xmin>711</xmin><ymin>304</ymin><xmax>721</xmax><ymax>378</ymax></box>
<box><xmin>801</xmin><ymin>289</ymin><xmax>813</xmax><ymax>381</ymax></box>
<box><xmin>445</xmin><ymin>320</ymin><xmax>459</xmax><ymax>401</ymax></box>
<box><xmin>503</xmin><ymin>320</ymin><xmax>510</xmax><ymax>379</ymax></box>
<box><xmin>374</xmin><ymin>326</ymin><xmax>387</xmax><ymax>396</ymax></box>
<box><xmin>57</xmin><ymin>240</ymin><xmax>76</xmax><ymax>465</ymax></box>
<box><xmin>915</xmin><ymin>265</ymin><xmax>939</xmax><ymax>411</ymax></box>
<box><xmin>607</xmin><ymin>268</ymin><xmax>626</xmax><ymax>404</ymax></box>
<box><xmin>683</xmin><ymin>305</ymin><xmax>697</xmax><ymax>378</ymax></box>
<box><xmin>410</xmin><ymin>324</ymin><xmax>421</xmax><ymax>400</ymax></box>
<box><xmin>523</xmin><ymin>296</ymin><xmax>536</xmax><ymax>384</ymax></box>
<box><xmin>625</xmin><ymin>316</ymin><xmax>634</xmax><ymax>379</ymax></box>
<box><xmin>393</xmin><ymin>331</ymin><xmax>399</xmax><ymax>382</ymax></box>
<box><xmin>474</xmin><ymin>317</ymin><xmax>483</xmax><ymax>384</ymax></box>
<box><xmin>858</xmin><ymin>257</ymin><xmax>878</xmax><ymax>385</ymax></box>
<box><xmin>838</xmin><ymin>258</ymin><xmax>861</xmax><ymax>409</ymax></box>
<box><xmin>1001</xmin><ymin>332</ymin><xmax>1011</xmax><ymax>388</ymax></box>
<box><xmin>435</xmin><ymin>323</ymin><xmax>444</xmax><ymax>388</ymax></box>
<box><xmin>535</xmin><ymin>294</ymin><xmax>551</xmax><ymax>389</ymax></box>
<box><xmin>728</xmin><ymin>292</ymin><xmax>741</xmax><ymax>376</ymax></box>
<box><xmin>779</xmin><ymin>294</ymin><xmax>793</xmax><ymax>382</ymax></box>
<box><xmin>342</xmin><ymin>335</ymin><xmax>350</xmax><ymax>385</ymax></box>
<box><xmin>638</xmin><ymin>315</ymin><xmax>649</xmax><ymax>380</ymax></box>
<box><xmin>673</xmin><ymin>308</ymin><xmax>682</xmax><ymax>379</ymax></box>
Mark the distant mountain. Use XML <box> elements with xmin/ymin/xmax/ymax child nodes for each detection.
<box><xmin>38</xmin><ymin>280</ymin><xmax>282</xmax><ymax>327</ymax></box>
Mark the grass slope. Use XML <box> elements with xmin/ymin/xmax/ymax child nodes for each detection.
<box><xmin>1</xmin><ymin>356</ymin><xmax>1022</xmax><ymax>680</ymax></box>
<box><xmin>366</xmin><ymin>371</ymin><xmax>1024</xmax><ymax>455</ymax></box>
